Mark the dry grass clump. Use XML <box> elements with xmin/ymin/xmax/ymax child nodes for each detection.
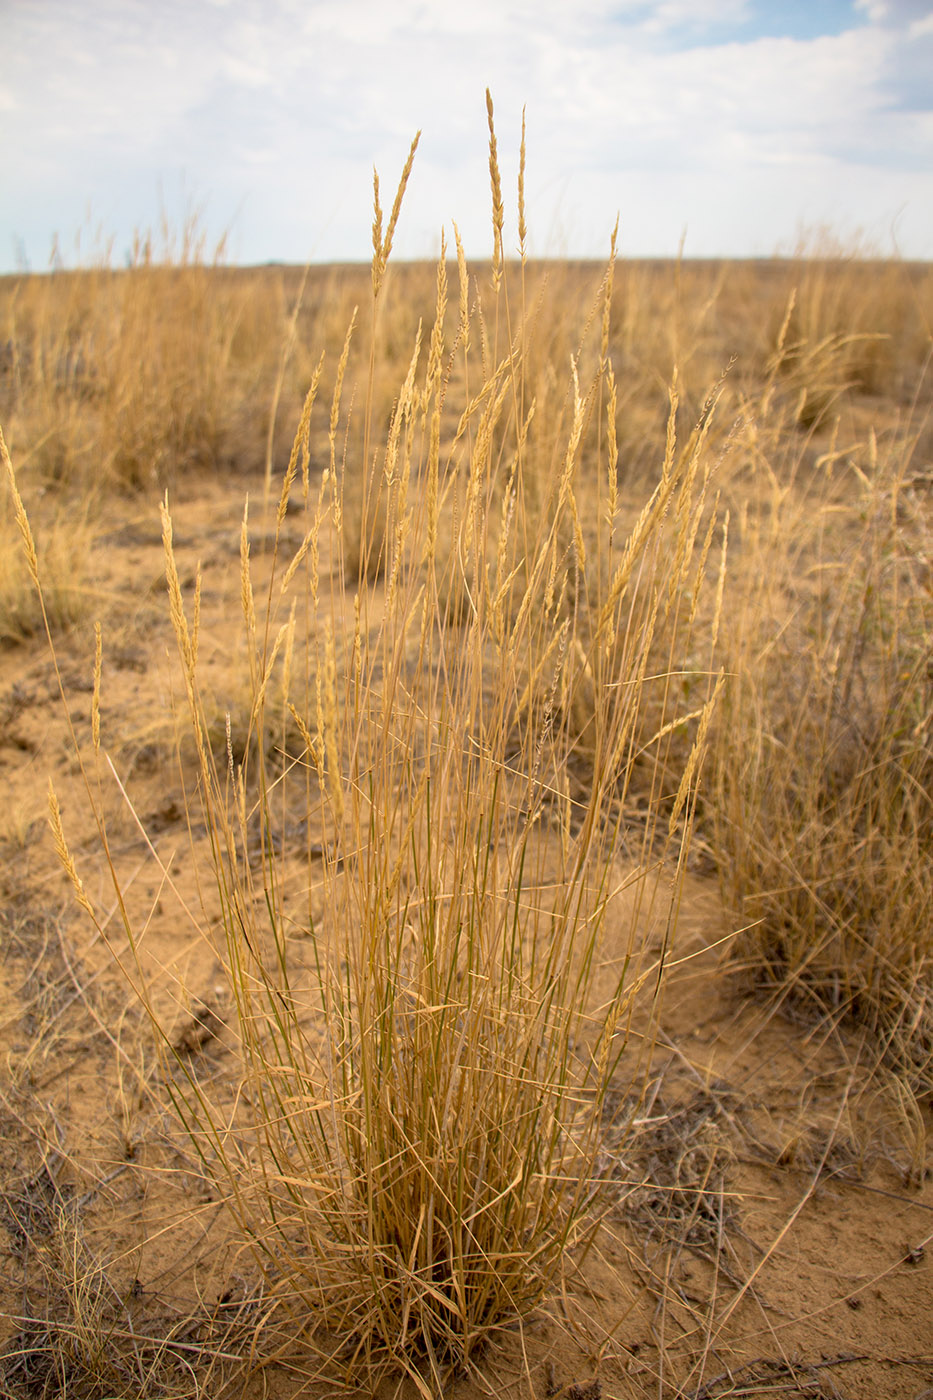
<box><xmin>0</xmin><ymin>497</ymin><xmax>95</xmax><ymax>643</ymax></box>
<box><xmin>711</xmin><ymin>404</ymin><xmax>933</xmax><ymax>1092</ymax></box>
<box><xmin>0</xmin><ymin>1155</ymin><xmax>188</xmax><ymax>1399</ymax></box>
<box><xmin>0</xmin><ymin>223</ymin><xmax>288</xmax><ymax>495</ymax></box>
<box><xmin>599</xmin><ymin>243</ymin><xmax>933</xmax><ymax>479</ymax></box>
<box><xmin>4</xmin><ymin>109</ymin><xmax>724</xmax><ymax>1395</ymax></box>
<box><xmin>773</xmin><ymin>234</ymin><xmax>931</xmax><ymax>402</ymax></box>
<box><xmin>1</xmin><ymin>441</ymin><xmax>104</xmax><ymax>643</ymax></box>
<box><xmin>744</xmin><ymin>243</ymin><xmax>933</xmax><ymax>446</ymax></box>
<box><xmin>0</xmin><ymin>1120</ymin><xmax>252</xmax><ymax>1400</ymax></box>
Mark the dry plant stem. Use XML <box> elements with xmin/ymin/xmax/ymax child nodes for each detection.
<box><xmin>263</xmin><ymin>261</ymin><xmax>310</xmax><ymax>509</ymax></box>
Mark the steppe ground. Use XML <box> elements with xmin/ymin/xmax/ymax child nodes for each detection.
<box><xmin>0</xmin><ymin>248</ymin><xmax>931</xmax><ymax>1399</ymax></box>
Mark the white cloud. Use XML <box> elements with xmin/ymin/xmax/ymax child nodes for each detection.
<box><xmin>595</xmin><ymin>0</ymin><xmax>750</xmax><ymax>28</ymax></box>
<box><xmin>635</xmin><ymin>0</ymin><xmax>751</xmax><ymax>34</ymax></box>
<box><xmin>1</xmin><ymin>0</ymin><xmax>931</xmax><ymax>268</ymax></box>
<box><xmin>855</xmin><ymin>0</ymin><xmax>933</xmax><ymax>23</ymax></box>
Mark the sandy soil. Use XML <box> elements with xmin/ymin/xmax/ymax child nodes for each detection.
<box><xmin>1</xmin><ymin>474</ymin><xmax>931</xmax><ymax>1400</ymax></box>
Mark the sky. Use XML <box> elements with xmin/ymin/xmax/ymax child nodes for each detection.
<box><xmin>2</xmin><ymin>0</ymin><xmax>932</xmax><ymax>271</ymax></box>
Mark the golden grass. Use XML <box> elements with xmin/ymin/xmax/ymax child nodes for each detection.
<box><xmin>711</xmin><ymin>401</ymin><xmax>933</xmax><ymax>1094</ymax></box>
<box><xmin>0</xmin><ymin>430</ymin><xmax>98</xmax><ymax>641</ymax></box>
<box><xmin>2</xmin><ymin>108</ymin><xmax>932</xmax><ymax>1397</ymax></box>
<box><xmin>3</xmin><ymin>112</ymin><xmax>727</xmax><ymax>1393</ymax></box>
<box><xmin>1</xmin><ymin>231</ymin><xmax>303</xmax><ymax>494</ymax></box>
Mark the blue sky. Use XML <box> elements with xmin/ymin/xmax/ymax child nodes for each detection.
<box><xmin>2</xmin><ymin>0</ymin><xmax>932</xmax><ymax>271</ymax></box>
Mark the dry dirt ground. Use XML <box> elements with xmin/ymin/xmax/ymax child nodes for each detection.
<box><xmin>1</xmin><ymin>473</ymin><xmax>931</xmax><ymax>1400</ymax></box>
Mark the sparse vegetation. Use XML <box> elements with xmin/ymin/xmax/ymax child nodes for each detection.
<box><xmin>1</xmin><ymin>109</ymin><xmax>931</xmax><ymax>1399</ymax></box>
<box><xmin>711</xmin><ymin>400</ymin><xmax>933</xmax><ymax>1094</ymax></box>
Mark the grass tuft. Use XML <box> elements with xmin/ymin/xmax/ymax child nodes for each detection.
<box><xmin>4</xmin><ymin>126</ymin><xmax>723</xmax><ymax>1394</ymax></box>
